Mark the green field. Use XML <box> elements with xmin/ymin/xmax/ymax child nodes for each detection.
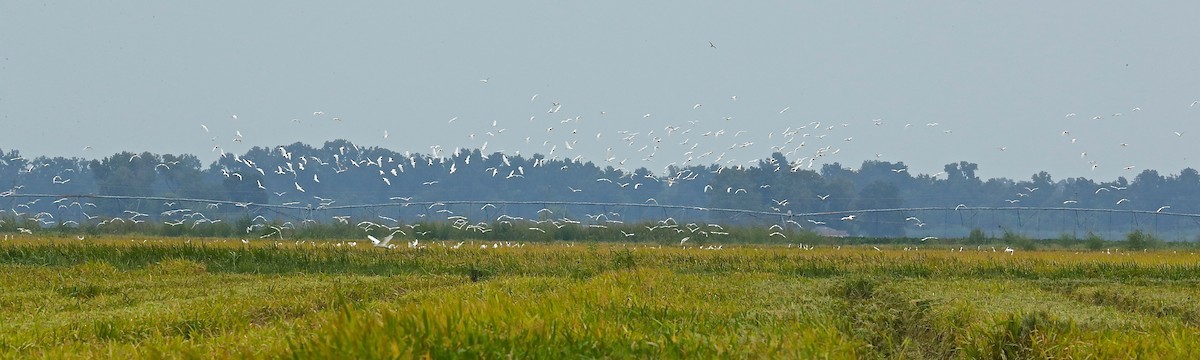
<box><xmin>2</xmin><ymin>236</ymin><xmax>1200</xmax><ymax>359</ymax></box>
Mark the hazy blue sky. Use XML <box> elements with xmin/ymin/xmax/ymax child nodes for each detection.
<box><xmin>2</xmin><ymin>2</ymin><xmax>1198</xmax><ymax>181</ymax></box>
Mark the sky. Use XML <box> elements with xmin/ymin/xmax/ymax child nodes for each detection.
<box><xmin>2</xmin><ymin>2</ymin><xmax>1199</xmax><ymax>181</ymax></box>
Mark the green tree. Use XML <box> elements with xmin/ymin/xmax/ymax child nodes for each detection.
<box><xmin>223</xmin><ymin>171</ymin><xmax>268</xmax><ymax>205</ymax></box>
<box><xmin>967</xmin><ymin>228</ymin><xmax>987</xmax><ymax>244</ymax></box>
<box><xmin>1085</xmin><ymin>232</ymin><xmax>1105</xmax><ymax>251</ymax></box>
<box><xmin>90</xmin><ymin>152</ymin><xmax>159</xmax><ymax>214</ymax></box>
<box><xmin>1124</xmin><ymin>229</ymin><xmax>1161</xmax><ymax>250</ymax></box>
<box><xmin>853</xmin><ymin>181</ymin><xmax>904</xmax><ymax>237</ymax></box>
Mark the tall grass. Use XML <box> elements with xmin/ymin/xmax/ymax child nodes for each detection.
<box><xmin>2</xmin><ymin>236</ymin><xmax>1199</xmax><ymax>358</ymax></box>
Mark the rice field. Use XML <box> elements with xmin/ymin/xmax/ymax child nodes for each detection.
<box><xmin>2</xmin><ymin>236</ymin><xmax>1200</xmax><ymax>359</ymax></box>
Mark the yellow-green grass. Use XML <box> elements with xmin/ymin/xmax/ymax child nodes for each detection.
<box><xmin>1</xmin><ymin>236</ymin><xmax>1199</xmax><ymax>358</ymax></box>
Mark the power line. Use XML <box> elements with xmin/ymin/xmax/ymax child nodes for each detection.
<box><xmin>7</xmin><ymin>193</ymin><xmax>1200</xmax><ymax>220</ymax></box>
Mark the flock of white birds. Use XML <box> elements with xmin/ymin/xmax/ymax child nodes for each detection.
<box><xmin>192</xmin><ymin>97</ymin><xmax>1195</xmax><ymax>194</ymax></box>
<box><xmin>7</xmin><ymin>58</ymin><xmax>1199</xmax><ymax>251</ymax></box>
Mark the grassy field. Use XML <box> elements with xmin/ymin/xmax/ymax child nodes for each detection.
<box><xmin>2</xmin><ymin>236</ymin><xmax>1200</xmax><ymax>359</ymax></box>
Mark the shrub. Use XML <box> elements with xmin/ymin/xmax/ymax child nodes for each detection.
<box><xmin>1056</xmin><ymin>233</ymin><xmax>1080</xmax><ymax>248</ymax></box>
<box><xmin>1085</xmin><ymin>232</ymin><xmax>1106</xmax><ymax>251</ymax></box>
<box><xmin>967</xmin><ymin>228</ymin><xmax>987</xmax><ymax>244</ymax></box>
<box><xmin>1004</xmin><ymin>230</ymin><xmax>1037</xmax><ymax>251</ymax></box>
<box><xmin>1124</xmin><ymin>229</ymin><xmax>1162</xmax><ymax>250</ymax></box>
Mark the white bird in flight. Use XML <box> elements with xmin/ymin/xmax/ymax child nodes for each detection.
<box><xmin>368</xmin><ymin>233</ymin><xmax>396</xmax><ymax>248</ymax></box>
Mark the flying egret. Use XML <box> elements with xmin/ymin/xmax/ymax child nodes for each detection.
<box><xmin>368</xmin><ymin>233</ymin><xmax>396</xmax><ymax>248</ymax></box>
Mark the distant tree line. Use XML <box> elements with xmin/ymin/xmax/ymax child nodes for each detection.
<box><xmin>2</xmin><ymin>141</ymin><xmax>1198</xmax><ymax>238</ymax></box>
